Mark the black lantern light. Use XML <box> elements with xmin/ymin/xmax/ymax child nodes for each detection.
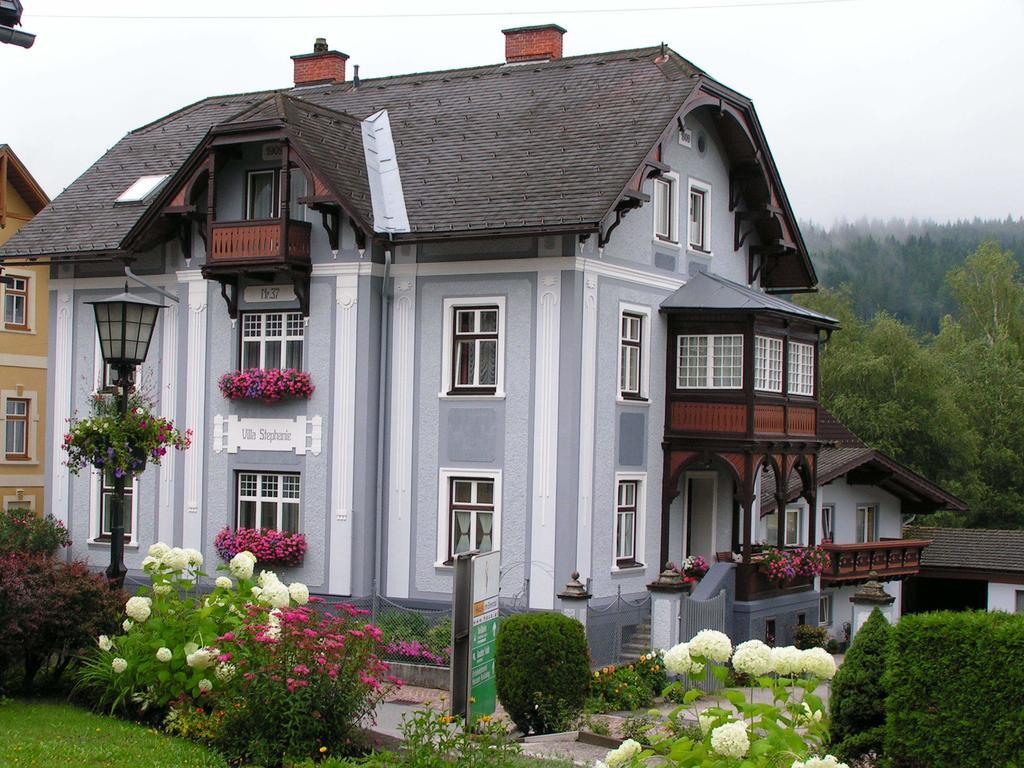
<box><xmin>87</xmin><ymin>288</ymin><xmax>166</xmax><ymax>586</ymax></box>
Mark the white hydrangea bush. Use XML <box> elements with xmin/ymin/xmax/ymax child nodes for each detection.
<box><xmin>76</xmin><ymin>540</ymin><xmax>310</xmax><ymax>714</ymax></box>
<box><xmin>599</xmin><ymin>630</ymin><xmax>842</xmax><ymax>767</ymax></box>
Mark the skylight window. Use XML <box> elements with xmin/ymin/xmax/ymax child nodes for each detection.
<box><xmin>116</xmin><ymin>174</ymin><xmax>169</xmax><ymax>203</ymax></box>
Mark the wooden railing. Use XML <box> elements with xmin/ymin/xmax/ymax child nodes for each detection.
<box><xmin>209</xmin><ymin>219</ymin><xmax>311</xmax><ymax>266</ymax></box>
<box><xmin>734</xmin><ymin>562</ymin><xmax>814</xmax><ymax>602</ymax></box>
<box><xmin>819</xmin><ymin>538</ymin><xmax>931</xmax><ymax>584</ymax></box>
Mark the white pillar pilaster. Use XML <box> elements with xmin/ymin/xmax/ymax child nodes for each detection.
<box><xmin>575</xmin><ymin>269</ymin><xmax>598</xmax><ymax>584</ymax></box>
<box><xmin>158</xmin><ymin>302</ymin><xmax>179</xmax><ymax>546</ymax></box>
<box><xmin>50</xmin><ymin>287</ymin><xmax>74</xmax><ymax>526</ymax></box>
<box><xmin>179</xmin><ymin>272</ymin><xmax>207</xmax><ymax>550</ymax></box>
<box><xmin>329</xmin><ymin>274</ymin><xmax>359</xmax><ymax>595</ymax></box>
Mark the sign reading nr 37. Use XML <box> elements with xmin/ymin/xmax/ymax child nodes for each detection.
<box><xmin>243</xmin><ymin>285</ymin><xmax>296</xmax><ymax>304</ymax></box>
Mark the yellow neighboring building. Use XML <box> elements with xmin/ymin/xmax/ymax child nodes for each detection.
<box><xmin>0</xmin><ymin>145</ymin><xmax>50</xmax><ymax>514</ymax></box>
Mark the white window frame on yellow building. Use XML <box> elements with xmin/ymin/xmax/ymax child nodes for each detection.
<box><xmin>0</xmin><ymin>388</ymin><xmax>40</xmax><ymax>465</ymax></box>
<box><xmin>0</xmin><ymin>266</ymin><xmax>38</xmax><ymax>335</ymax></box>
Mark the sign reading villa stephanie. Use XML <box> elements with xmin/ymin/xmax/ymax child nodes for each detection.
<box><xmin>212</xmin><ymin>414</ymin><xmax>323</xmax><ymax>456</ymax></box>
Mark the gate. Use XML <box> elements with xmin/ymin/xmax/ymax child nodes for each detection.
<box><xmin>679</xmin><ymin>588</ymin><xmax>728</xmax><ymax>691</ymax></box>
<box><xmin>586</xmin><ymin>587</ymin><xmax>652</xmax><ymax>668</ymax></box>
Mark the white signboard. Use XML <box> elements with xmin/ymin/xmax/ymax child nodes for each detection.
<box><xmin>472</xmin><ymin>550</ymin><xmax>501</xmax><ymax>625</ymax></box>
<box><xmin>212</xmin><ymin>415</ymin><xmax>322</xmax><ymax>456</ymax></box>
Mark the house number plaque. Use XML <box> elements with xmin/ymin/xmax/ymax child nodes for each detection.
<box><xmin>243</xmin><ymin>285</ymin><xmax>296</xmax><ymax>303</ymax></box>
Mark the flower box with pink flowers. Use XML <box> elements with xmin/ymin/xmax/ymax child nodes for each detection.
<box><xmin>214</xmin><ymin>526</ymin><xmax>307</xmax><ymax>568</ymax></box>
<box><xmin>218</xmin><ymin>368</ymin><xmax>315</xmax><ymax>402</ymax></box>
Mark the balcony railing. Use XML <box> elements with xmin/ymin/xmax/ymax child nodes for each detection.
<box><xmin>819</xmin><ymin>538</ymin><xmax>931</xmax><ymax>584</ymax></box>
<box><xmin>208</xmin><ymin>219</ymin><xmax>311</xmax><ymax>267</ymax></box>
<box><xmin>734</xmin><ymin>562</ymin><xmax>814</xmax><ymax>602</ymax></box>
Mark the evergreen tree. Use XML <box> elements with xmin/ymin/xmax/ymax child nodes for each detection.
<box><xmin>829</xmin><ymin>608</ymin><xmax>891</xmax><ymax>761</ymax></box>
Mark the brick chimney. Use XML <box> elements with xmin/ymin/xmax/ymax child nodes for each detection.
<box><xmin>502</xmin><ymin>24</ymin><xmax>566</xmax><ymax>63</ymax></box>
<box><xmin>291</xmin><ymin>37</ymin><xmax>349</xmax><ymax>86</ymax></box>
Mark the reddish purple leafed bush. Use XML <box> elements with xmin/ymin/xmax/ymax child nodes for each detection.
<box><xmin>214</xmin><ymin>527</ymin><xmax>307</xmax><ymax>568</ymax></box>
<box><xmin>218</xmin><ymin>369</ymin><xmax>315</xmax><ymax>402</ymax></box>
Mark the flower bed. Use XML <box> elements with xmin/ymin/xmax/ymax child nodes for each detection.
<box><xmin>64</xmin><ymin>392</ymin><xmax>191</xmax><ymax>478</ymax></box>
<box><xmin>214</xmin><ymin>527</ymin><xmax>306</xmax><ymax>568</ymax></box>
<box><xmin>218</xmin><ymin>368</ymin><xmax>314</xmax><ymax>402</ymax></box>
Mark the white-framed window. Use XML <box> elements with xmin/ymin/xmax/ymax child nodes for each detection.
<box><xmin>687</xmin><ymin>179</ymin><xmax>711</xmax><ymax>253</ymax></box>
<box><xmin>615</xmin><ymin>479</ymin><xmax>639</xmax><ymax>566</ymax></box>
<box><xmin>99</xmin><ymin>468</ymin><xmax>135</xmax><ymax>540</ymax></box>
<box><xmin>2</xmin><ymin>275</ymin><xmax>29</xmax><ymax>331</ymax></box>
<box><xmin>856</xmin><ymin>504</ymin><xmax>878</xmax><ymax>544</ymax></box>
<box><xmin>1015</xmin><ymin>590</ymin><xmax>1024</xmax><ymax>614</ymax></box>
<box><xmin>241</xmin><ymin>311</ymin><xmax>304</xmax><ymax>370</ymax></box>
<box><xmin>440</xmin><ymin>297</ymin><xmax>506</xmax><ymax>398</ymax></box>
<box><xmin>765</xmin><ymin>505</ymin><xmax>803</xmax><ymax>547</ymax></box>
<box><xmin>3</xmin><ymin>495</ymin><xmax>35</xmax><ymax>512</ymax></box>
<box><xmin>618</xmin><ymin>304</ymin><xmax>652</xmax><ymax>401</ymax></box>
<box><xmin>754</xmin><ymin>335</ymin><xmax>783</xmax><ymax>393</ymax></box>
<box><xmin>819</xmin><ymin>593</ymin><xmax>833</xmax><ymax>627</ymax></box>
<box><xmin>653</xmin><ymin>173</ymin><xmax>678</xmax><ymax>243</ymax></box>
<box><xmin>676</xmin><ymin>334</ymin><xmax>743</xmax><ymax>389</ymax></box>
<box><xmin>821</xmin><ymin>503</ymin><xmax>834</xmax><ymax>542</ymax></box>
<box><xmin>612</xmin><ymin>472</ymin><xmax>647</xmax><ymax>570</ymax></box>
<box><xmin>1</xmin><ymin>390</ymin><xmax>37</xmax><ymax>464</ymax></box>
<box><xmin>237</xmin><ymin>472</ymin><xmax>301</xmax><ymax>533</ymax></box>
<box><xmin>246</xmin><ymin>169</ymin><xmax>278</xmax><ymax>220</ymax></box>
<box><xmin>787</xmin><ymin>340</ymin><xmax>815</xmax><ymax>396</ymax></box>
<box><xmin>4</xmin><ymin>398</ymin><xmax>28</xmax><ymax>460</ymax></box>
<box><xmin>436</xmin><ymin>468</ymin><xmax>502</xmax><ymax>566</ymax></box>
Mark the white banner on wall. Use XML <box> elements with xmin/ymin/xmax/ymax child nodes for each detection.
<box><xmin>212</xmin><ymin>414</ymin><xmax>323</xmax><ymax>456</ymax></box>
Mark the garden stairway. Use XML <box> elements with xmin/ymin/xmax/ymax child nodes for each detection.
<box><xmin>618</xmin><ymin>622</ymin><xmax>652</xmax><ymax>664</ymax></box>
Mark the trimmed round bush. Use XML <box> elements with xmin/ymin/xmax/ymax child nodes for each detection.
<box><xmin>829</xmin><ymin>607</ymin><xmax>889</xmax><ymax>761</ymax></box>
<box><xmin>495</xmin><ymin>612</ymin><xmax>589</xmax><ymax>734</ymax></box>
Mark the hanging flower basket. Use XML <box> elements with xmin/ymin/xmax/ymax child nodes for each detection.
<box><xmin>218</xmin><ymin>368</ymin><xmax>315</xmax><ymax>402</ymax></box>
<box><xmin>214</xmin><ymin>526</ymin><xmax>307</xmax><ymax>568</ymax></box>
<box><xmin>63</xmin><ymin>392</ymin><xmax>192</xmax><ymax>479</ymax></box>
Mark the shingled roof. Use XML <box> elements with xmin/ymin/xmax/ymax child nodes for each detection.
<box><xmin>905</xmin><ymin>526</ymin><xmax>1024</xmax><ymax>576</ymax></box>
<box><xmin>0</xmin><ymin>44</ymin><xmax>712</xmax><ymax>259</ymax></box>
<box><xmin>661</xmin><ymin>271</ymin><xmax>840</xmax><ymax>326</ymax></box>
<box><xmin>761</xmin><ymin>409</ymin><xmax>966</xmax><ymax>513</ymax></box>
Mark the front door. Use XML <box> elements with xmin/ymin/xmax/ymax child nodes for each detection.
<box><xmin>685</xmin><ymin>472</ymin><xmax>717</xmax><ymax>562</ymax></box>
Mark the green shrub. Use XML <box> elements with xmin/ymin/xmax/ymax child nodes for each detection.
<box><xmin>0</xmin><ymin>507</ymin><xmax>71</xmax><ymax>556</ymax></box>
<box><xmin>495</xmin><ymin>613</ymin><xmax>589</xmax><ymax>734</ymax></box>
<box><xmin>792</xmin><ymin>623</ymin><xmax>829</xmax><ymax>650</ymax></box>
<box><xmin>829</xmin><ymin>608</ymin><xmax>889</xmax><ymax>761</ymax></box>
<box><xmin>0</xmin><ymin>553</ymin><xmax>123</xmax><ymax>693</ymax></box>
<box><xmin>588</xmin><ymin>665</ymin><xmax>653</xmax><ymax>712</ymax></box>
<box><xmin>884</xmin><ymin>610</ymin><xmax>1024</xmax><ymax>768</ymax></box>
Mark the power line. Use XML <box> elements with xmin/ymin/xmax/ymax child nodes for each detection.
<box><xmin>29</xmin><ymin>0</ymin><xmax>861</xmax><ymax>22</ymax></box>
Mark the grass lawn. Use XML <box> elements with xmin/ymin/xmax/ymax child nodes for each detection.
<box><xmin>0</xmin><ymin>699</ymin><xmax>227</xmax><ymax>767</ymax></box>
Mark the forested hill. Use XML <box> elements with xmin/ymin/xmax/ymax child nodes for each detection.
<box><xmin>801</xmin><ymin>217</ymin><xmax>1024</xmax><ymax>334</ymax></box>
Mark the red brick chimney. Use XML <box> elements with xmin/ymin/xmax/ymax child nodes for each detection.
<box><xmin>291</xmin><ymin>37</ymin><xmax>349</xmax><ymax>86</ymax></box>
<box><xmin>502</xmin><ymin>24</ymin><xmax>566</xmax><ymax>63</ymax></box>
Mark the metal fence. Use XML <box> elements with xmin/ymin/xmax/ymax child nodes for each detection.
<box><xmin>586</xmin><ymin>587</ymin><xmax>652</xmax><ymax>668</ymax></box>
<box><xmin>359</xmin><ymin>593</ymin><xmax>454</xmax><ymax>667</ymax></box>
<box><xmin>679</xmin><ymin>588</ymin><xmax>728</xmax><ymax>691</ymax></box>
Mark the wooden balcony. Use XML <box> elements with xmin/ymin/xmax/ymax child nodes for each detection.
<box><xmin>208</xmin><ymin>219</ymin><xmax>311</xmax><ymax>268</ymax></box>
<box><xmin>667</xmin><ymin>399</ymin><xmax>817</xmax><ymax>439</ymax></box>
<box><xmin>819</xmin><ymin>538</ymin><xmax>931</xmax><ymax>584</ymax></box>
<box><xmin>734</xmin><ymin>562</ymin><xmax>814</xmax><ymax>602</ymax></box>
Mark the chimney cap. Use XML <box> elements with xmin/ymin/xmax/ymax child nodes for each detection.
<box><xmin>291</xmin><ymin>37</ymin><xmax>349</xmax><ymax>62</ymax></box>
<box><xmin>501</xmin><ymin>23</ymin><xmax>567</xmax><ymax>35</ymax></box>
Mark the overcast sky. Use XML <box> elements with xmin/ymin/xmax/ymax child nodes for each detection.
<box><xmin>3</xmin><ymin>0</ymin><xmax>1022</xmax><ymax>226</ymax></box>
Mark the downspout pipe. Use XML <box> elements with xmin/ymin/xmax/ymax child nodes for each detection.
<box><xmin>372</xmin><ymin>241</ymin><xmax>393</xmax><ymax>607</ymax></box>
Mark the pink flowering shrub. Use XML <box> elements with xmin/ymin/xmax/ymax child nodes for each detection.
<box><xmin>213</xmin><ymin>602</ymin><xmax>399</xmax><ymax>765</ymax></box>
<box><xmin>384</xmin><ymin>638</ymin><xmax>448</xmax><ymax>666</ymax></box>
<box><xmin>214</xmin><ymin>527</ymin><xmax>306</xmax><ymax>568</ymax></box>
<box><xmin>218</xmin><ymin>368</ymin><xmax>314</xmax><ymax>402</ymax></box>
<box><xmin>755</xmin><ymin>546</ymin><xmax>832</xmax><ymax>581</ymax></box>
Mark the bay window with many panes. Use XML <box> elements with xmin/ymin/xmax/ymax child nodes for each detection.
<box><xmin>754</xmin><ymin>335</ymin><xmax>783</xmax><ymax>393</ymax></box>
<box><xmin>676</xmin><ymin>334</ymin><xmax>743</xmax><ymax>389</ymax></box>
<box><xmin>787</xmin><ymin>340</ymin><xmax>815</xmax><ymax>396</ymax></box>
<box><xmin>241</xmin><ymin>312</ymin><xmax>304</xmax><ymax>370</ymax></box>
<box><xmin>237</xmin><ymin>472</ymin><xmax>300</xmax><ymax>533</ymax></box>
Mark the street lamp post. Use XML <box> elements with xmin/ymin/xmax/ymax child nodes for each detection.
<box><xmin>87</xmin><ymin>289</ymin><xmax>165</xmax><ymax>587</ymax></box>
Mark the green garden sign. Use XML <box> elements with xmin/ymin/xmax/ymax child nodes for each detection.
<box><xmin>451</xmin><ymin>549</ymin><xmax>500</xmax><ymax>725</ymax></box>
